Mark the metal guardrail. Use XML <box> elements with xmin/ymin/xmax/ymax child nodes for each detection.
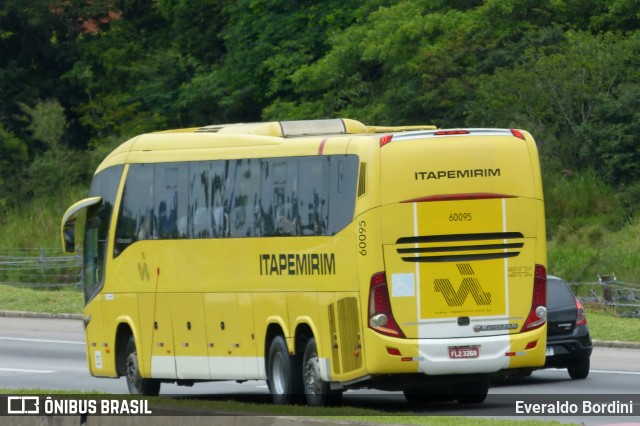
<box><xmin>0</xmin><ymin>248</ymin><xmax>82</xmax><ymax>289</ymax></box>
<box><xmin>568</xmin><ymin>274</ymin><xmax>640</xmax><ymax>318</ymax></box>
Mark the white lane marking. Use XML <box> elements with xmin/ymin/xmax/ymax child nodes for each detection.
<box><xmin>0</xmin><ymin>367</ymin><xmax>55</xmax><ymax>374</ymax></box>
<box><xmin>590</xmin><ymin>369</ymin><xmax>640</xmax><ymax>375</ymax></box>
<box><xmin>544</xmin><ymin>368</ymin><xmax>640</xmax><ymax>376</ymax></box>
<box><xmin>0</xmin><ymin>336</ymin><xmax>84</xmax><ymax>345</ymax></box>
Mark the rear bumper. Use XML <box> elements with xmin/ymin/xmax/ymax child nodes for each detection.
<box><xmin>363</xmin><ymin>328</ymin><xmax>546</xmax><ymax>377</ymax></box>
<box><xmin>544</xmin><ymin>328</ymin><xmax>592</xmax><ymax>368</ymax></box>
<box><xmin>417</xmin><ymin>332</ymin><xmax>546</xmax><ymax>375</ymax></box>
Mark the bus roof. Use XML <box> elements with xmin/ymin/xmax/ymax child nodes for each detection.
<box><xmin>95</xmin><ymin>119</ymin><xmax>437</xmax><ymax>173</ymax></box>
<box><xmin>164</xmin><ymin>118</ymin><xmax>436</xmax><ymax>138</ymax></box>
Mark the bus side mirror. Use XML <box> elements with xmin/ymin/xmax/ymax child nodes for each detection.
<box><xmin>61</xmin><ymin>196</ymin><xmax>102</xmax><ymax>255</ymax></box>
<box><xmin>63</xmin><ymin>219</ymin><xmax>76</xmax><ymax>254</ymax></box>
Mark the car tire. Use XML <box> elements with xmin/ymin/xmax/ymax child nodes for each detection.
<box><xmin>567</xmin><ymin>357</ymin><xmax>590</xmax><ymax>380</ymax></box>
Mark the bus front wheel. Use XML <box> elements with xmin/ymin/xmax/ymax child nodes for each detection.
<box><xmin>266</xmin><ymin>335</ymin><xmax>303</xmax><ymax>404</ymax></box>
<box><xmin>124</xmin><ymin>335</ymin><xmax>160</xmax><ymax>396</ymax></box>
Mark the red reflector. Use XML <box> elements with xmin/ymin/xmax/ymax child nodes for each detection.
<box><xmin>505</xmin><ymin>352</ymin><xmax>516</xmax><ymax>357</ymax></box>
<box><xmin>435</xmin><ymin>130</ymin><xmax>469</xmax><ymax>136</ymax></box>
<box><xmin>386</xmin><ymin>347</ymin><xmax>401</xmax><ymax>356</ymax></box>
<box><xmin>401</xmin><ymin>357</ymin><xmax>413</xmax><ymax>362</ymax></box>
<box><xmin>510</xmin><ymin>129</ymin><xmax>525</xmax><ymax>140</ymax></box>
<box><xmin>379</xmin><ymin>134</ymin><xmax>393</xmax><ymax>147</ymax></box>
<box><xmin>525</xmin><ymin>340</ymin><xmax>538</xmax><ymax>350</ymax></box>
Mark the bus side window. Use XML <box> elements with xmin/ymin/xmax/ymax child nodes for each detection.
<box><xmin>229</xmin><ymin>158</ymin><xmax>260</xmax><ymax>238</ymax></box>
<box><xmin>328</xmin><ymin>155</ymin><xmax>359</xmax><ymax>235</ymax></box>
<box><xmin>298</xmin><ymin>157</ymin><xmax>329</xmax><ymax>236</ymax></box>
<box><xmin>115</xmin><ymin>164</ymin><xmax>154</xmax><ymax>255</ymax></box>
<box><xmin>189</xmin><ymin>161</ymin><xmax>227</xmax><ymax>239</ymax></box>
<box><xmin>156</xmin><ymin>164</ymin><xmax>187</xmax><ymax>239</ymax></box>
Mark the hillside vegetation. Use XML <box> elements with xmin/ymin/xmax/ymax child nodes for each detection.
<box><xmin>1</xmin><ymin>0</ymin><xmax>640</xmax><ymax>283</ymax></box>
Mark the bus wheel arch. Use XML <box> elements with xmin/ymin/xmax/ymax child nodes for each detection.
<box><xmin>294</xmin><ymin>322</ymin><xmax>313</xmax><ymax>354</ymax></box>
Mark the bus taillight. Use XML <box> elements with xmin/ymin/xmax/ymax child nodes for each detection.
<box><xmin>522</xmin><ymin>264</ymin><xmax>547</xmax><ymax>331</ymax></box>
<box><xmin>510</xmin><ymin>129</ymin><xmax>526</xmax><ymax>140</ymax></box>
<box><xmin>379</xmin><ymin>134</ymin><xmax>393</xmax><ymax>147</ymax></box>
<box><xmin>368</xmin><ymin>272</ymin><xmax>406</xmax><ymax>338</ymax></box>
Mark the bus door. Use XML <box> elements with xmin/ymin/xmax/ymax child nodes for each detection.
<box><xmin>61</xmin><ymin>196</ymin><xmax>115</xmax><ymax>376</ymax></box>
<box><xmin>83</xmin><ymin>203</ymin><xmax>111</xmax><ymax>375</ymax></box>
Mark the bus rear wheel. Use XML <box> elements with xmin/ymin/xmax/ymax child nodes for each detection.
<box><xmin>302</xmin><ymin>338</ymin><xmax>343</xmax><ymax>406</ymax></box>
<box><xmin>124</xmin><ymin>335</ymin><xmax>160</xmax><ymax>396</ymax></box>
<box><xmin>456</xmin><ymin>379</ymin><xmax>489</xmax><ymax>404</ymax></box>
<box><xmin>267</xmin><ymin>335</ymin><xmax>303</xmax><ymax>404</ymax></box>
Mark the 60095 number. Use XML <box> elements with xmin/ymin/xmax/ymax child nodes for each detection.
<box><xmin>449</xmin><ymin>212</ymin><xmax>472</xmax><ymax>222</ymax></box>
<box><xmin>358</xmin><ymin>221</ymin><xmax>367</xmax><ymax>256</ymax></box>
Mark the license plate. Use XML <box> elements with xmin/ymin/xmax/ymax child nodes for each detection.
<box><xmin>449</xmin><ymin>346</ymin><xmax>479</xmax><ymax>359</ymax></box>
<box><xmin>546</xmin><ymin>347</ymin><xmax>554</xmax><ymax>356</ymax></box>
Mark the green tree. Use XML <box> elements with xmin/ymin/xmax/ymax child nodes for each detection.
<box><xmin>18</xmin><ymin>99</ymin><xmax>90</xmax><ymax>199</ymax></box>
<box><xmin>468</xmin><ymin>31</ymin><xmax>640</xmax><ymax>186</ymax></box>
<box><xmin>63</xmin><ymin>1</ymin><xmax>175</xmax><ymax>148</ymax></box>
<box><xmin>207</xmin><ymin>0</ymin><xmax>364</xmax><ymax>122</ymax></box>
<box><xmin>268</xmin><ymin>0</ymin><xmax>580</xmax><ymax>125</ymax></box>
<box><xmin>0</xmin><ymin>125</ymin><xmax>28</xmax><ymax>208</ymax></box>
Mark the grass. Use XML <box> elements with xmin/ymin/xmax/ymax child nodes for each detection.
<box><xmin>547</xmin><ymin>220</ymin><xmax>640</xmax><ymax>283</ymax></box>
<box><xmin>0</xmin><ymin>283</ymin><xmax>83</xmax><ymax>314</ymax></box>
<box><xmin>584</xmin><ymin>308</ymin><xmax>640</xmax><ymax>343</ymax></box>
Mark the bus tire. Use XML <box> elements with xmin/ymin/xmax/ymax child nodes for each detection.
<box><xmin>267</xmin><ymin>335</ymin><xmax>303</xmax><ymax>404</ymax></box>
<box><xmin>302</xmin><ymin>337</ymin><xmax>343</xmax><ymax>406</ymax></box>
<box><xmin>125</xmin><ymin>335</ymin><xmax>160</xmax><ymax>396</ymax></box>
<box><xmin>456</xmin><ymin>379</ymin><xmax>489</xmax><ymax>404</ymax></box>
<box><xmin>403</xmin><ymin>385</ymin><xmax>454</xmax><ymax>405</ymax></box>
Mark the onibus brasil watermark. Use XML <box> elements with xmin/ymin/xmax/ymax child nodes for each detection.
<box><xmin>5</xmin><ymin>396</ymin><xmax>151</xmax><ymax>416</ymax></box>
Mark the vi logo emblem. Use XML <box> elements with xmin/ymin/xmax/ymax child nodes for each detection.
<box><xmin>434</xmin><ymin>263</ymin><xmax>491</xmax><ymax>307</ymax></box>
<box><xmin>138</xmin><ymin>252</ymin><xmax>151</xmax><ymax>281</ymax></box>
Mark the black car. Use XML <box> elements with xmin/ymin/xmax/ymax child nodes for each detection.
<box><xmin>544</xmin><ymin>275</ymin><xmax>593</xmax><ymax>379</ymax></box>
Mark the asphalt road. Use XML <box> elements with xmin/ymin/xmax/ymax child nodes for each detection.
<box><xmin>0</xmin><ymin>315</ymin><xmax>638</xmax><ymax>425</ymax></box>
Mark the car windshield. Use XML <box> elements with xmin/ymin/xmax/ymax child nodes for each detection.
<box><xmin>547</xmin><ymin>277</ymin><xmax>577</xmax><ymax>310</ymax></box>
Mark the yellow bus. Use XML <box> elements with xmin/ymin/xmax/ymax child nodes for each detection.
<box><xmin>61</xmin><ymin>118</ymin><xmax>547</xmax><ymax>405</ymax></box>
